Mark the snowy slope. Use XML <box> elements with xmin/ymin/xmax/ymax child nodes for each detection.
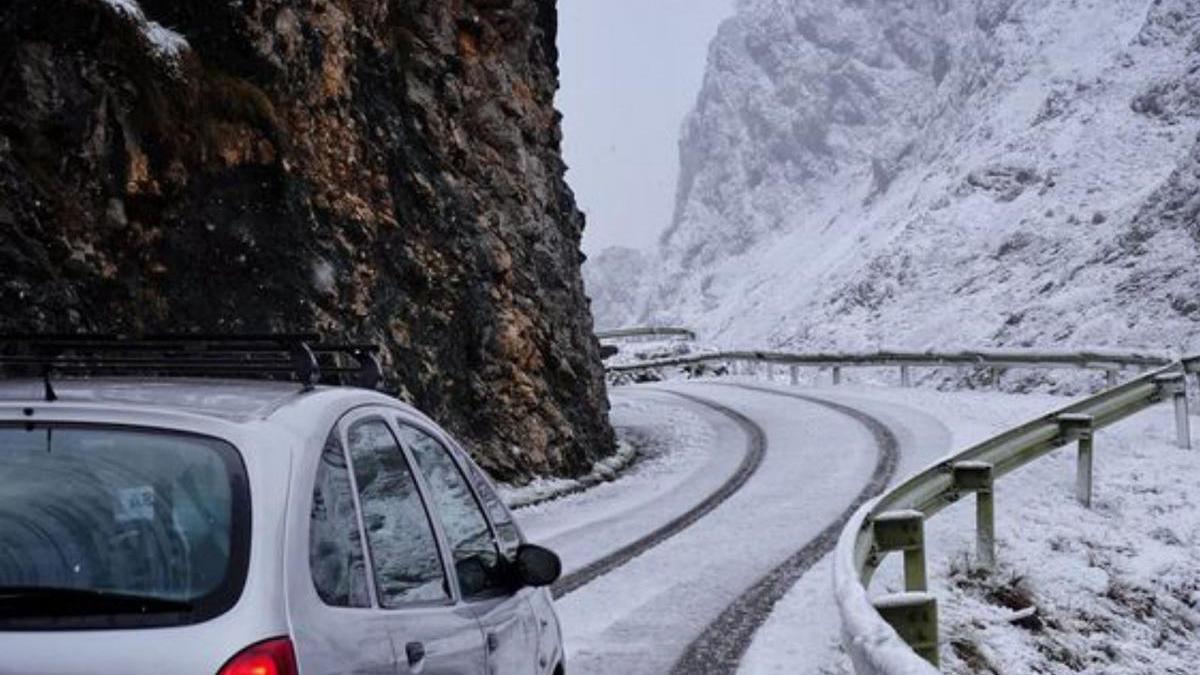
<box><xmin>581</xmin><ymin>246</ymin><xmax>651</xmax><ymax>330</ymax></box>
<box><xmin>586</xmin><ymin>0</ymin><xmax>1200</xmax><ymax>354</ymax></box>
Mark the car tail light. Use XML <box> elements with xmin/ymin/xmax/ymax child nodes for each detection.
<box><xmin>217</xmin><ymin>637</ymin><xmax>298</xmax><ymax>675</ymax></box>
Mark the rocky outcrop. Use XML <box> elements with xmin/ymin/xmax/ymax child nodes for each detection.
<box><xmin>0</xmin><ymin>0</ymin><xmax>614</xmax><ymax>480</ymax></box>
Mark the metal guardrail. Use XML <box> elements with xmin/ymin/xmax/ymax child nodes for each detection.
<box><xmin>608</xmin><ymin>348</ymin><xmax>1172</xmax><ymax>389</ymax></box>
<box><xmin>595</xmin><ymin>326</ymin><xmax>698</xmax><ymax>341</ymax></box>
<box><xmin>830</xmin><ymin>362</ymin><xmax>1192</xmax><ymax>673</ymax></box>
<box><xmin>606</xmin><ymin>346</ymin><xmax>1196</xmax><ymax>672</ymax></box>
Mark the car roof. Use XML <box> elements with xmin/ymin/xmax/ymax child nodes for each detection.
<box><xmin>0</xmin><ymin>377</ymin><xmax>406</xmax><ymax>423</ymax></box>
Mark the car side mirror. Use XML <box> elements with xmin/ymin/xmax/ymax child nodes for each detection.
<box><xmin>513</xmin><ymin>544</ymin><xmax>562</xmax><ymax>588</ymax></box>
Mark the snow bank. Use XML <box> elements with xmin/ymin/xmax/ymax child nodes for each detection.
<box><xmin>498</xmin><ymin>440</ymin><xmax>638</xmax><ymax>509</ymax></box>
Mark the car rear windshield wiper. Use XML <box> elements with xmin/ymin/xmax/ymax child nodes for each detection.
<box><xmin>0</xmin><ymin>586</ymin><xmax>194</xmax><ymax>617</ymax></box>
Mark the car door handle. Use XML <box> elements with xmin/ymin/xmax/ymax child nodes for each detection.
<box><xmin>405</xmin><ymin>641</ymin><xmax>425</xmax><ymax>666</ymax></box>
<box><xmin>486</xmin><ymin>632</ymin><xmax>500</xmax><ymax>652</ymax></box>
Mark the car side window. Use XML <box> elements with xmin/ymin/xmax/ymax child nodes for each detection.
<box><xmin>346</xmin><ymin>418</ymin><xmax>449</xmax><ymax>607</ymax></box>
<box><xmin>309</xmin><ymin>428</ymin><xmax>371</xmax><ymax>607</ymax></box>
<box><xmin>396</xmin><ymin>422</ymin><xmax>508</xmax><ymax>599</ymax></box>
<box><xmin>459</xmin><ymin>453</ymin><xmax>522</xmax><ymax>558</ymax></box>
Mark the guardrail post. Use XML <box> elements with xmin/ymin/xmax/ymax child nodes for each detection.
<box><xmin>832</xmin><ymin>366</ymin><xmax>842</xmax><ymax>386</ymax></box>
<box><xmin>1176</xmin><ymin>382</ymin><xmax>1192</xmax><ymax>451</ymax></box>
<box><xmin>767</xmin><ymin>363</ymin><xmax>775</xmax><ymax>381</ymax></box>
<box><xmin>873</xmin><ymin>593</ymin><xmax>939</xmax><ymax>667</ymax></box>
<box><xmin>900</xmin><ymin>365</ymin><xmax>912</xmax><ymax>388</ymax></box>
<box><xmin>1106</xmin><ymin>369</ymin><xmax>1118</xmax><ymax>389</ymax></box>
<box><xmin>789</xmin><ymin>364</ymin><xmax>799</xmax><ymax>386</ymax></box>
<box><xmin>1059</xmin><ymin>414</ymin><xmax>1094</xmax><ymax>507</ymax></box>
<box><xmin>1183</xmin><ymin>358</ymin><xmax>1200</xmax><ymax>408</ymax></box>
<box><xmin>952</xmin><ymin>462</ymin><xmax>995</xmax><ymax>570</ymax></box>
<box><xmin>1155</xmin><ymin>373</ymin><xmax>1191</xmax><ymax>450</ymax></box>
<box><xmin>872</xmin><ymin>510</ymin><xmax>927</xmax><ymax>591</ymax></box>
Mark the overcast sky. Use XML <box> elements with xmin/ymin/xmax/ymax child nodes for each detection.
<box><xmin>557</xmin><ymin>0</ymin><xmax>737</xmax><ymax>256</ymax></box>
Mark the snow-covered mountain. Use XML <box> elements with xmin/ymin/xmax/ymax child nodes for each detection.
<box><xmin>582</xmin><ymin>246</ymin><xmax>651</xmax><ymax>330</ymax></box>
<box><xmin>587</xmin><ymin>0</ymin><xmax>1200</xmax><ymax>353</ymax></box>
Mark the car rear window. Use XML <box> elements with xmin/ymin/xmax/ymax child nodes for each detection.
<box><xmin>0</xmin><ymin>424</ymin><xmax>250</xmax><ymax>629</ymax></box>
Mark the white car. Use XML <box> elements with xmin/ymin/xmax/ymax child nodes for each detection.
<box><xmin>0</xmin><ymin>336</ymin><xmax>565</xmax><ymax>675</ymax></box>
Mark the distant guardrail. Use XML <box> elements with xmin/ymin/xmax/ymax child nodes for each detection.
<box><xmin>607</xmin><ymin>348</ymin><xmax>1173</xmax><ymax>389</ymax></box>
<box><xmin>606</xmin><ymin>347</ymin><xmax>1194</xmax><ymax>672</ymax></box>
<box><xmin>1184</xmin><ymin>355</ymin><xmax>1200</xmax><ymax>380</ymax></box>
<box><xmin>595</xmin><ymin>326</ymin><xmax>697</xmax><ymax>342</ymax></box>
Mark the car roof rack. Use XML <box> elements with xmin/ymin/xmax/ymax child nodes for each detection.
<box><xmin>0</xmin><ymin>333</ymin><xmax>384</xmax><ymax>397</ymax></box>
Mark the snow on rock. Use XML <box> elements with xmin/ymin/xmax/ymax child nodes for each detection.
<box><xmin>99</xmin><ymin>0</ymin><xmax>189</xmax><ymax>62</ymax></box>
<box><xmin>143</xmin><ymin>22</ymin><xmax>189</xmax><ymax>60</ymax></box>
<box><xmin>588</xmin><ymin>0</ymin><xmax>1200</xmax><ymax>355</ymax></box>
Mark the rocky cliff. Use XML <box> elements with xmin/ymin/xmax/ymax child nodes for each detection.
<box><xmin>0</xmin><ymin>0</ymin><xmax>614</xmax><ymax>480</ymax></box>
<box><xmin>594</xmin><ymin>0</ymin><xmax>1200</xmax><ymax>354</ymax></box>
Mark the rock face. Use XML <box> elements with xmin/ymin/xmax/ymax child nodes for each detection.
<box><xmin>607</xmin><ymin>0</ymin><xmax>1200</xmax><ymax>353</ymax></box>
<box><xmin>0</xmin><ymin>0</ymin><xmax>614</xmax><ymax>480</ymax></box>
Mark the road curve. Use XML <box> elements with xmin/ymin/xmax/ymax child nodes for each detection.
<box><xmin>552</xmin><ymin>389</ymin><xmax>768</xmax><ymax>598</ymax></box>
<box><xmin>669</xmin><ymin>383</ymin><xmax>901</xmax><ymax>674</ymax></box>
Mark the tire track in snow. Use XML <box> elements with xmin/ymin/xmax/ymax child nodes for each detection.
<box><xmin>551</xmin><ymin>389</ymin><xmax>768</xmax><ymax>599</ymax></box>
<box><xmin>670</xmin><ymin>384</ymin><xmax>901</xmax><ymax>675</ymax></box>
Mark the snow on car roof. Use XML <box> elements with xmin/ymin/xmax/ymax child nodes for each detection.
<box><xmin>0</xmin><ymin>377</ymin><xmax>323</xmax><ymax>422</ymax></box>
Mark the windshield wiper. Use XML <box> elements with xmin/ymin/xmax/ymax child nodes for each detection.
<box><xmin>0</xmin><ymin>586</ymin><xmax>194</xmax><ymax>617</ymax></box>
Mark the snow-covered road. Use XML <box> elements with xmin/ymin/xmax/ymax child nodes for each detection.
<box><xmin>516</xmin><ymin>387</ymin><xmax>753</xmax><ymax>589</ymax></box>
<box><xmin>549</xmin><ymin>388</ymin><xmax>766</xmax><ymax>598</ymax></box>
<box><xmin>516</xmin><ymin>380</ymin><xmax>954</xmax><ymax>674</ymax></box>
